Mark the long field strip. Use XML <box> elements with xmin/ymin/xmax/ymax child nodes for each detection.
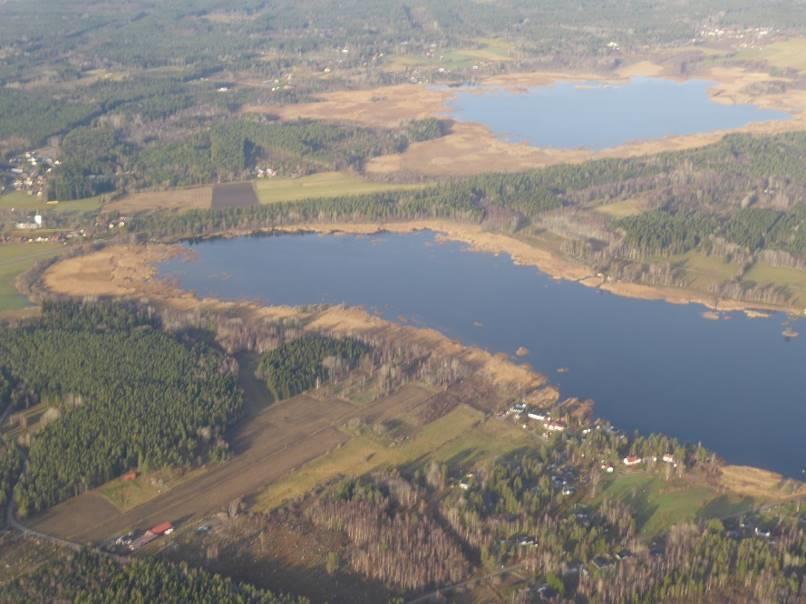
<box><xmin>27</xmin><ymin>382</ymin><xmax>441</xmax><ymax>543</ymax></box>
<box><xmin>254</xmin><ymin>171</ymin><xmax>424</xmax><ymax>204</ymax></box>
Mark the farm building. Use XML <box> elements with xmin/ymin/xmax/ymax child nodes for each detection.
<box><xmin>149</xmin><ymin>521</ymin><xmax>174</xmax><ymax>535</ymax></box>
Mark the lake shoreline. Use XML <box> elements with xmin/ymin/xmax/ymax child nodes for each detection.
<box><xmin>36</xmin><ymin>239</ymin><xmax>806</xmax><ymax>495</ymax></box>
<box><xmin>259</xmin><ymin>220</ymin><xmax>801</xmax><ymax>317</ymax></box>
<box><xmin>37</xmin><ymin>219</ymin><xmax>802</xmax><ymax>316</ymax></box>
<box><xmin>249</xmin><ymin>61</ymin><xmax>806</xmax><ymax>178</ymax></box>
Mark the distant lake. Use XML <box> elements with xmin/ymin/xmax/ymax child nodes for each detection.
<box><xmin>447</xmin><ymin>77</ymin><xmax>791</xmax><ymax>150</ymax></box>
<box><xmin>160</xmin><ymin>232</ymin><xmax>806</xmax><ymax>478</ymax></box>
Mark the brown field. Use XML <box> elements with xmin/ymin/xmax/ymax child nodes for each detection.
<box><xmin>211</xmin><ymin>182</ymin><xmax>259</xmax><ymax>209</ymax></box>
<box><xmin>107</xmin><ymin>186</ymin><xmax>212</xmax><ymax>214</ymax></box>
<box><xmin>243</xmin><ymin>84</ymin><xmax>452</xmax><ymax>128</ymax></box>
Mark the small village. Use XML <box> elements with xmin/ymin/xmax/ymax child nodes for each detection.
<box><xmin>0</xmin><ymin>150</ymin><xmax>58</xmax><ymax>200</ymax></box>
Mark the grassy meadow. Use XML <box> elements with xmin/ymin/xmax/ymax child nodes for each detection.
<box><xmin>0</xmin><ymin>243</ymin><xmax>62</xmax><ymax>311</ymax></box>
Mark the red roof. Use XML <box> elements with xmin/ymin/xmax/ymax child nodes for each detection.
<box><xmin>149</xmin><ymin>521</ymin><xmax>173</xmax><ymax>535</ymax></box>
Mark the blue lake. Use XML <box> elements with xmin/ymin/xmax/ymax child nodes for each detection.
<box><xmin>160</xmin><ymin>231</ymin><xmax>806</xmax><ymax>478</ymax></box>
<box><xmin>447</xmin><ymin>77</ymin><xmax>791</xmax><ymax>150</ymax></box>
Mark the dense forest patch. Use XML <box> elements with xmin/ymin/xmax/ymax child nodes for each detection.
<box><xmin>256</xmin><ymin>334</ymin><xmax>370</xmax><ymax>400</ymax></box>
<box><xmin>0</xmin><ymin>301</ymin><xmax>243</xmax><ymax>516</ymax></box>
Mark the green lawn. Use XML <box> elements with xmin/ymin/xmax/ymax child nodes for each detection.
<box><xmin>0</xmin><ymin>243</ymin><xmax>63</xmax><ymax>311</ymax></box>
<box><xmin>254</xmin><ymin>172</ymin><xmax>423</xmax><ymax>204</ymax></box>
<box><xmin>598</xmin><ymin>471</ymin><xmax>722</xmax><ymax>538</ymax></box>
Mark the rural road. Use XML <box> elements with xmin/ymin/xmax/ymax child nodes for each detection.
<box><xmin>404</xmin><ymin>563</ymin><xmax>525</xmax><ymax>604</ymax></box>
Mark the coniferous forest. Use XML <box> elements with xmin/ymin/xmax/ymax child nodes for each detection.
<box><xmin>0</xmin><ymin>301</ymin><xmax>243</xmax><ymax>516</ymax></box>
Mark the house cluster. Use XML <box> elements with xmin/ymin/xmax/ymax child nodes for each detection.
<box><xmin>551</xmin><ymin>466</ymin><xmax>578</xmax><ymax>496</ymax></box>
<box><xmin>259</xmin><ymin>72</ymin><xmax>295</xmax><ymax>93</ymax></box>
<box><xmin>724</xmin><ymin>514</ymin><xmax>777</xmax><ymax>541</ymax></box>
<box><xmin>255</xmin><ymin>166</ymin><xmax>277</xmax><ymax>178</ymax></box>
<box><xmin>456</xmin><ymin>472</ymin><xmax>475</xmax><ymax>491</ymax></box>
<box><xmin>14</xmin><ymin>213</ymin><xmax>43</xmax><ymax>231</ymax></box>
<box><xmin>505</xmin><ymin>402</ymin><xmax>567</xmax><ymax>433</ymax></box>
<box><xmin>696</xmin><ymin>26</ymin><xmax>776</xmax><ymax>48</ymax></box>
<box><xmin>1</xmin><ymin>151</ymin><xmax>58</xmax><ymax>199</ymax></box>
<box><xmin>622</xmin><ymin>453</ymin><xmax>677</xmax><ymax>467</ymax></box>
<box><xmin>111</xmin><ymin>521</ymin><xmax>174</xmax><ymax>553</ymax></box>
<box><xmin>107</xmin><ymin>217</ymin><xmax>128</xmax><ymax>230</ymax></box>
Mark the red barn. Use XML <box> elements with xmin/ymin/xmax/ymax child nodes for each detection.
<box><xmin>149</xmin><ymin>521</ymin><xmax>174</xmax><ymax>536</ymax></box>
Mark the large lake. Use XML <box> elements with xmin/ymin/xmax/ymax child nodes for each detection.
<box><xmin>160</xmin><ymin>231</ymin><xmax>806</xmax><ymax>478</ymax></box>
<box><xmin>448</xmin><ymin>77</ymin><xmax>791</xmax><ymax>149</ymax></box>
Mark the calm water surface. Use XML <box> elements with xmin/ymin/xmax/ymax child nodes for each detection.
<box><xmin>160</xmin><ymin>232</ymin><xmax>806</xmax><ymax>477</ymax></box>
<box><xmin>448</xmin><ymin>77</ymin><xmax>791</xmax><ymax>149</ymax></box>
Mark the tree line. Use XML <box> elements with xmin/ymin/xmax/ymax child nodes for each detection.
<box><xmin>2</xmin><ymin>549</ymin><xmax>307</xmax><ymax>604</ymax></box>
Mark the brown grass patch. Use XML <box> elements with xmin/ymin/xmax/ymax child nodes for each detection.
<box><xmin>719</xmin><ymin>465</ymin><xmax>806</xmax><ymax>501</ymax></box>
<box><xmin>108</xmin><ymin>186</ymin><xmax>212</xmax><ymax>214</ymax></box>
<box><xmin>42</xmin><ymin>244</ymin><xmax>182</xmax><ymax>298</ymax></box>
<box><xmin>243</xmin><ymin>84</ymin><xmax>451</xmax><ymax>128</ymax></box>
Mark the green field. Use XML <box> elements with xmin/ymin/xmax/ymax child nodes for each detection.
<box><xmin>736</xmin><ymin>37</ymin><xmax>806</xmax><ymax>72</ymax></box>
<box><xmin>387</xmin><ymin>38</ymin><xmax>513</xmax><ymax>71</ymax></box>
<box><xmin>49</xmin><ymin>195</ymin><xmax>105</xmax><ymax>214</ymax></box>
<box><xmin>744</xmin><ymin>261</ymin><xmax>806</xmax><ymax>307</ymax></box>
<box><xmin>0</xmin><ymin>192</ymin><xmax>104</xmax><ymax>214</ymax></box>
<box><xmin>254</xmin><ymin>403</ymin><xmax>537</xmax><ymax>513</ymax></box>
<box><xmin>597</xmin><ymin>471</ymin><xmax>749</xmax><ymax>538</ymax></box>
<box><xmin>0</xmin><ymin>243</ymin><xmax>62</xmax><ymax>311</ymax></box>
<box><xmin>0</xmin><ymin>191</ymin><xmax>44</xmax><ymax>211</ymax></box>
<box><xmin>683</xmin><ymin>252</ymin><xmax>741</xmax><ymax>291</ymax></box>
<box><xmin>254</xmin><ymin>172</ymin><xmax>424</xmax><ymax>204</ymax></box>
